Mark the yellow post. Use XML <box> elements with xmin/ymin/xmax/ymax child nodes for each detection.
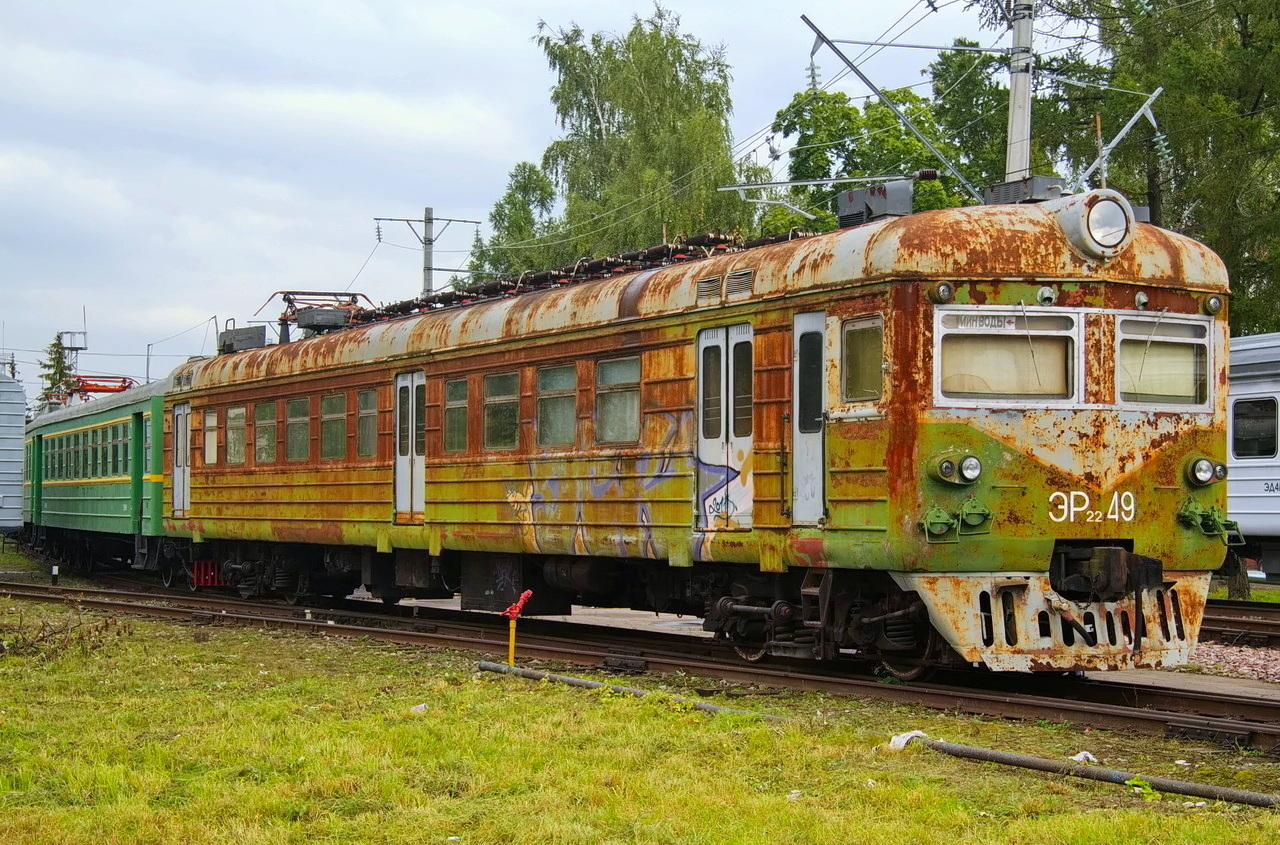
<box><xmin>501</xmin><ymin>589</ymin><xmax>533</xmax><ymax>668</ymax></box>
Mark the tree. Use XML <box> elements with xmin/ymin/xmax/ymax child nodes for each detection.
<box><xmin>992</xmin><ymin>1</ymin><xmax>1280</xmax><ymax>335</ymax></box>
<box><xmin>471</xmin><ymin>5</ymin><xmax>756</xmax><ymax>279</ymax></box>
<box><xmin>37</xmin><ymin>334</ymin><xmax>72</xmax><ymax>397</ymax></box>
<box><xmin>767</xmin><ymin>87</ymin><xmax>970</xmax><ymax>232</ymax></box>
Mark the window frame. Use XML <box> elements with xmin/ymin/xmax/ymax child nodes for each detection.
<box><xmin>536</xmin><ymin>364</ymin><xmax>577</xmax><ymax>448</ymax></box>
<box><xmin>285</xmin><ymin>397</ymin><xmax>310</xmax><ymax>462</ymax></box>
<box><xmin>203</xmin><ymin>410</ymin><xmax>218</xmax><ymax>466</ymax></box>
<box><xmin>933</xmin><ymin>305</ymin><xmax>1083</xmax><ymax>409</ymax></box>
<box><xmin>320</xmin><ymin>393</ymin><xmax>348</xmax><ymax>461</ymax></box>
<box><xmin>840</xmin><ymin>316</ymin><xmax>885</xmax><ymax>406</ymax></box>
<box><xmin>226</xmin><ymin>406</ymin><xmax>247</xmax><ymax>465</ymax></box>
<box><xmin>443</xmin><ymin>378</ymin><xmax>468</xmax><ymax>454</ymax></box>
<box><xmin>255</xmin><ymin>402</ymin><xmax>277</xmax><ymax>464</ymax></box>
<box><xmin>596</xmin><ymin>356</ymin><xmax>642</xmax><ymax>444</ymax></box>
<box><xmin>483</xmin><ymin>372</ymin><xmax>520</xmax><ymax>451</ymax></box>
<box><xmin>1232</xmin><ymin>396</ymin><xmax>1278</xmax><ymax>459</ymax></box>
<box><xmin>357</xmin><ymin>389</ymin><xmax>378</xmax><ymax>459</ymax></box>
<box><xmin>1115</xmin><ymin>315</ymin><xmax>1212</xmax><ymax>410</ymax></box>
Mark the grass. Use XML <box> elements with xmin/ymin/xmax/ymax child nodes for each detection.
<box><xmin>1209</xmin><ymin>580</ymin><xmax>1280</xmax><ymax>603</ymax></box>
<box><xmin>1</xmin><ymin>551</ymin><xmax>1278</xmax><ymax>843</ymax></box>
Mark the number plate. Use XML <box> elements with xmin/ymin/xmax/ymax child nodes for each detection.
<box><xmin>1048</xmin><ymin>490</ymin><xmax>1136</xmax><ymax>523</ymax></box>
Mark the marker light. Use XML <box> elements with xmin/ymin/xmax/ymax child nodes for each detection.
<box><xmin>1204</xmin><ymin>294</ymin><xmax>1224</xmax><ymax>315</ymax></box>
<box><xmin>938</xmin><ymin>459</ymin><xmax>956</xmax><ymax>478</ymax></box>
<box><xmin>1214</xmin><ymin>463</ymin><xmax>1228</xmax><ymax>481</ymax></box>
<box><xmin>959</xmin><ymin>455</ymin><xmax>983</xmax><ymax>483</ymax></box>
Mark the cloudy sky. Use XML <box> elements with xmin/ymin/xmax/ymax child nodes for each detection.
<box><xmin>0</xmin><ymin>0</ymin><xmax>998</xmax><ymax>404</ymax></box>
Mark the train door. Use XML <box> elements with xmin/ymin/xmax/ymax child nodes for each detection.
<box><xmin>394</xmin><ymin>371</ymin><xmax>425</xmax><ymax>522</ymax></box>
<box><xmin>172</xmin><ymin>403</ymin><xmax>190</xmax><ymax>516</ymax></box>
<box><xmin>792</xmin><ymin>312</ymin><xmax>826</xmax><ymax>524</ymax></box>
<box><xmin>696</xmin><ymin>324</ymin><xmax>754</xmax><ymax>530</ymax></box>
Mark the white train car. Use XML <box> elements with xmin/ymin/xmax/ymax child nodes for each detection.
<box><xmin>0</xmin><ymin>373</ymin><xmax>25</xmax><ymax>535</ymax></box>
<box><xmin>1227</xmin><ymin>331</ymin><xmax>1280</xmax><ymax>581</ymax></box>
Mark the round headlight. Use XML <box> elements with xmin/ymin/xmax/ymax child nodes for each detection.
<box><xmin>931</xmin><ymin>282</ymin><xmax>954</xmax><ymax>304</ymax></box>
<box><xmin>1214</xmin><ymin>463</ymin><xmax>1228</xmax><ymax>481</ymax></box>
<box><xmin>1204</xmin><ymin>295</ymin><xmax>1224</xmax><ymax>315</ymax></box>
<box><xmin>1189</xmin><ymin>458</ymin><xmax>1214</xmax><ymax>486</ymax></box>
<box><xmin>959</xmin><ymin>455</ymin><xmax>982</xmax><ymax>483</ymax></box>
<box><xmin>1087</xmin><ymin>199</ymin><xmax>1129</xmax><ymax>248</ymax></box>
<box><xmin>938</xmin><ymin>459</ymin><xmax>956</xmax><ymax>478</ymax></box>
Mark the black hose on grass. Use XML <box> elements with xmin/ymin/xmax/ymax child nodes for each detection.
<box><xmin>476</xmin><ymin>660</ymin><xmax>783</xmax><ymax>721</ymax></box>
<box><xmin>900</xmin><ymin>735</ymin><xmax>1280</xmax><ymax>810</ymax></box>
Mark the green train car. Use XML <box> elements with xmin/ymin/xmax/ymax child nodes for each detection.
<box><xmin>23</xmin><ymin>378</ymin><xmax>168</xmax><ymax>572</ymax></box>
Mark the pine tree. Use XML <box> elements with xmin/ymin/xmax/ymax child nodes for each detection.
<box><xmin>38</xmin><ymin>334</ymin><xmax>72</xmax><ymax>397</ymax></box>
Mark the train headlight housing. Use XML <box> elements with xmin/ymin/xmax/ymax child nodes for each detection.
<box><xmin>959</xmin><ymin>455</ymin><xmax>983</xmax><ymax>483</ymax></box>
<box><xmin>1187</xmin><ymin>458</ymin><xmax>1215</xmax><ymax>486</ymax></box>
<box><xmin>1050</xmin><ymin>189</ymin><xmax>1135</xmax><ymax>261</ymax></box>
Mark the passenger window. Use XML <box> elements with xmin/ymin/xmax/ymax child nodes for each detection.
<box><xmin>701</xmin><ymin>345</ymin><xmax>722</xmax><ymax>439</ymax></box>
<box><xmin>444</xmin><ymin>379</ymin><xmax>468</xmax><ymax>453</ymax></box>
<box><xmin>597</xmin><ymin>357</ymin><xmax>641</xmax><ymax>443</ymax></box>
<box><xmin>484</xmin><ymin>373</ymin><xmax>519</xmax><ymax>450</ymax></box>
<box><xmin>226</xmin><ymin>407</ymin><xmax>246</xmax><ymax>465</ymax></box>
<box><xmin>255</xmin><ymin>403</ymin><xmax>277</xmax><ymax>463</ymax></box>
<box><xmin>1233</xmin><ymin>398</ymin><xmax>1277</xmax><ymax>458</ymax></box>
<box><xmin>798</xmin><ymin>331</ymin><xmax>824</xmax><ymax>432</ymax></box>
<box><xmin>732</xmin><ymin>340</ymin><xmax>753</xmax><ymax>437</ymax></box>
<box><xmin>286</xmin><ymin>398</ymin><xmax>309</xmax><ymax>461</ymax></box>
<box><xmin>537</xmin><ymin>365</ymin><xmax>577</xmax><ymax>447</ymax></box>
<box><xmin>842</xmin><ymin>318</ymin><xmax>884</xmax><ymax>402</ymax></box>
<box><xmin>320</xmin><ymin>394</ymin><xmax>347</xmax><ymax>460</ymax></box>
<box><xmin>203</xmin><ymin>410</ymin><xmax>218</xmax><ymax>465</ymax></box>
<box><xmin>357</xmin><ymin>389</ymin><xmax>377</xmax><ymax>458</ymax></box>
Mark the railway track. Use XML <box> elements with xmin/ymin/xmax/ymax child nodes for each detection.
<box><xmin>3</xmin><ymin>580</ymin><xmax>1278</xmax><ymax>755</ymax></box>
<box><xmin>1202</xmin><ymin>599</ymin><xmax>1280</xmax><ymax>647</ymax></box>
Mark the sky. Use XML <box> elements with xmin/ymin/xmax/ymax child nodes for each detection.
<box><xmin>0</xmin><ymin>0</ymin><xmax>1001</xmax><ymax>405</ymax></box>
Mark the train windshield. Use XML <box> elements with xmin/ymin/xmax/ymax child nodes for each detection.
<box><xmin>1117</xmin><ymin>318</ymin><xmax>1209</xmax><ymax>405</ymax></box>
<box><xmin>937</xmin><ymin>312</ymin><xmax>1075</xmax><ymax>401</ymax></box>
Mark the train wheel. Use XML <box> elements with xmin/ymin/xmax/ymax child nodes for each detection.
<box><xmin>716</xmin><ymin>631</ymin><xmax>770</xmax><ymax>663</ymax></box>
<box><xmin>878</xmin><ymin>629</ymin><xmax>942</xmax><ymax>682</ymax></box>
<box><xmin>878</xmin><ymin>657</ymin><xmax>933</xmax><ymax>682</ymax></box>
<box><xmin>160</xmin><ymin>565</ymin><xmax>176</xmax><ymax>588</ymax></box>
<box><xmin>184</xmin><ymin>564</ymin><xmax>199</xmax><ymax>592</ymax></box>
<box><xmin>282</xmin><ymin>570</ymin><xmax>310</xmax><ymax>606</ymax></box>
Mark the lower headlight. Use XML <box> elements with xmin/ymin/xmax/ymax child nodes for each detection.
<box><xmin>1188</xmin><ymin>458</ymin><xmax>1214</xmax><ymax>486</ymax></box>
<box><xmin>959</xmin><ymin>455</ymin><xmax>982</xmax><ymax>483</ymax></box>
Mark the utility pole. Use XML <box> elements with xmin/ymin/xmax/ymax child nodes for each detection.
<box><xmin>1005</xmin><ymin>1</ymin><xmax>1035</xmax><ymax>181</ymax></box>
<box><xmin>374</xmin><ymin>208</ymin><xmax>482</xmax><ymax>297</ymax></box>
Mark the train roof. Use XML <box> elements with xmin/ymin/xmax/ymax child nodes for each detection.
<box><xmin>178</xmin><ymin>191</ymin><xmax>1229</xmax><ymax>392</ymax></box>
<box><xmin>1229</xmin><ymin>332</ymin><xmax>1280</xmax><ymax>382</ymax></box>
<box><xmin>25</xmin><ymin>375</ymin><xmax>173</xmax><ymax>434</ymax></box>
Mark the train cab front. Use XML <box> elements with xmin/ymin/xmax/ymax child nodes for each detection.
<box><xmin>893</xmin><ymin>189</ymin><xmax>1235</xmax><ymax>672</ymax></box>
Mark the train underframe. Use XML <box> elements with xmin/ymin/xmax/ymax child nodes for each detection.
<box><xmin>22</xmin><ymin>528</ymin><xmax>1208</xmax><ymax>674</ymax></box>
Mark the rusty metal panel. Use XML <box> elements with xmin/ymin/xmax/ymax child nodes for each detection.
<box><xmin>894</xmin><ymin>571</ymin><xmax>1210</xmax><ymax>671</ymax></box>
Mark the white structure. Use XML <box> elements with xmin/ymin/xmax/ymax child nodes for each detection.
<box><xmin>1227</xmin><ymin>332</ymin><xmax>1280</xmax><ymax>580</ymax></box>
<box><xmin>0</xmin><ymin>373</ymin><xmax>25</xmax><ymax>535</ymax></box>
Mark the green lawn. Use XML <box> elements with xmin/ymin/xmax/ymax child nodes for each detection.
<box><xmin>3</xmin><ymin>546</ymin><xmax>1279</xmax><ymax>842</ymax></box>
<box><xmin>1</xmin><ymin>594</ymin><xmax>1278</xmax><ymax>844</ymax></box>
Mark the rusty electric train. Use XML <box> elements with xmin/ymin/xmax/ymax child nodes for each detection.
<box><xmin>23</xmin><ymin>185</ymin><xmax>1238</xmax><ymax>675</ymax></box>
